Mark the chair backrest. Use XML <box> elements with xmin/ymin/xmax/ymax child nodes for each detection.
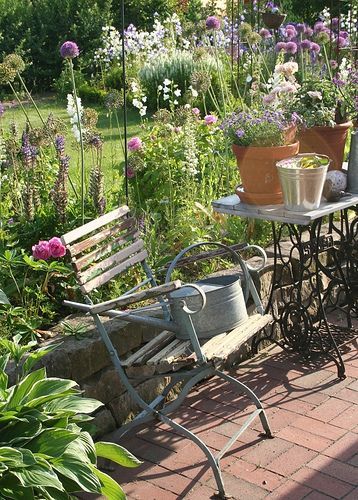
<box><xmin>62</xmin><ymin>206</ymin><xmax>148</xmax><ymax>294</ymax></box>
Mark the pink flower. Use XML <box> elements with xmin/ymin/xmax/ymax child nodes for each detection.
<box><xmin>259</xmin><ymin>28</ymin><xmax>271</xmax><ymax>39</ymax></box>
<box><xmin>128</xmin><ymin>137</ymin><xmax>142</xmax><ymax>152</ymax></box>
<box><xmin>192</xmin><ymin>107</ymin><xmax>200</xmax><ymax>116</ymax></box>
<box><xmin>32</xmin><ymin>240</ymin><xmax>51</xmax><ymax>260</ymax></box>
<box><xmin>204</xmin><ymin>114</ymin><xmax>218</xmax><ymax>125</ymax></box>
<box><xmin>126</xmin><ymin>167</ymin><xmax>136</xmax><ymax>178</ymax></box>
<box><xmin>49</xmin><ymin>237</ymin><xmax>66</xmax><ymax>258</ymax></box>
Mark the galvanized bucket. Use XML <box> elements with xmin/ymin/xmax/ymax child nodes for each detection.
<box><xmin>277</xmin><ymin>154</ymin><xmax>330</xmax><ymax>212</ymax></box>
<box><xmin>165</xmin><ymin>242</ymin><xmax>266</xmax><ymax>340</ymax></box>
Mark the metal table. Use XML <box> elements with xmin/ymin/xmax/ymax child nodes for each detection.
<box><xmin>213</xmin><ymin>193</ymin><xmax>358</xmax><ymax>379</ymax></box>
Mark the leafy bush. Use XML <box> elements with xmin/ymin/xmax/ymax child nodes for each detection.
<box><xmin>0</xmin><ymin>335</ymin><xmax>141</xmax><ymax>498</ymax></box>
<box><xmin>105</xmin><ymin>66</ymin><xmax>124</xmax><ymax>91</ymax></box>
<box><xmin>54</xmin><ymin>67</ymin><xmax>87</xmax><ymax>100</ymax></box>
<box><xmin>78</xmin><ymin>83</ymin><xmax>107</xmax><ymax>104</ymax></box>
<box><xmin>111</xmin><ymin>0</ymin><xmax>177</xmax><ymax>30</ymax></box>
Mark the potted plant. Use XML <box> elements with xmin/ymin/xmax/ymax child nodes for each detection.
<box><xmin>220</xmin><ymin>109</ymin><xmax>299</xmax><ymax>205</ymax></box>
<box><xmin>291</xmin><ymin>78</ymin><xmax>353</xmax><ymax>170</ymax></box>
<box><xmin>262</xmin><ymin>2</ymin><xmax>286</xmax><ymax>30</ymax></box>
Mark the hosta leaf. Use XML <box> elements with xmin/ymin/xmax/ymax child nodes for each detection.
<box><xmin>16</xmin><ymin>448</ymin><xmax>37</xmax><ymax>466</ymax></box>
<box><xmin>0</xmin><ymin>485</ymin><xmax>34</xmax><ymax>500</ymax></box>
<box><xmin>0</xmin><ymin>447</ymin><xmax>23</xmax><ymax>465</ymax></box>
<box><xmin>95</xmin><ymin>442</ymin><xmax>142</xmax><ymax>468</ymax></box>
<box><xmin>5</xmin><ymin>368</ymin><xmax>46</xmax><ymax>410</ymax></box>
<box><xmin>26</xmin><ymin>429</ymin><xmax>79</xmax><ymax>458</ymax></box>
<box><xmin>37</xmin><ymin>486</ymin><xmax>70</xmax><ymax>500</ymax></box>
<box><xmin>44</xmin><ymin>395</ymin><xmax>103</xmax><ymax>414</ymax></box>
<box><xmin>52</xmin><ymin>456</ymin><xmax>101</xmax><ymax>492</ymax></box>
<box><xmin>24</xmin><ymin>378</ymin><xmax>77</xmax><ymax>404</ymax></box>
<box><xmin>21</xmin><ymin>343</ymin><xmax>62</xmax><ymax>377</ymax></box>
<box><xmin>71</xmin><ymin>431</ymin><xmax>96</xmax><ymax>464</ymax></box>
<box><xmin>0</xmin><ymin>353</ymin><xmax>9</xmax><ymax>373</ymax></box>
<box><xmin>93</xmin><ymin>467</ymin><xmax>125</xmax><ymax>500</ymax></box>
<box><xmin>0</xmin><ymin>289</ymin><xmax>10</xmax><ymax>305</ymax></box>
<box><xmin>12</xmin><ymin>463</ymin><xmax>64</xmax><ymax>490</ymax></box>
<box><xmin>0</xmin><ymin>415</ymin><xmax>42</xmax><ymax>445</ymax></box>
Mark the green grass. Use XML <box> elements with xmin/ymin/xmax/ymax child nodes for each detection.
<box><xmin>0</xmin><ymin>96</ymin><xmax>143</xmax><ymax>194</ymax></box>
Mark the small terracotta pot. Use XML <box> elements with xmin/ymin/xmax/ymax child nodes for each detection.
<box><xmin>232</xmin><ymin>141</ymin><xmax>300</xmax><ymax>205</ymax></box>
<box><xmin>298</xmin><ymin>122</ymin><xmax>352</xmax><ymax>170</ymax></box>
<box><xmin>262</xmin><ymin>12</ymin><xmax>286</xmax><ymax>29</ymax></box>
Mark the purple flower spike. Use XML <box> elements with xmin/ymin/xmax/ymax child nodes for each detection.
<box><xmin>300</xmin><ymin>39</ymin><xmax>312</xmax><ymax>50</ymax></box>
<box><xmin>311</xmin><ymin>42</ymin><xmax>321</xmax><ymax>53</ymax></box>
<box><xmin>206</xmin><ymin>16</ymin><xmax>221</xmax><ymax>30</ymax></box>
<box><xmin>60</xmin><ymin>41</ymin><xmax>79</xmax><ymax>59</ymax></box>
<box><xmin>275</xmin><ymin>41</ymin><xmax>287</xmax><ymax>52</ymax></box>
<box><xmin>286</xmin><ymin>41</ymin><xmax>298</xmax><ymax>54</ymax></box>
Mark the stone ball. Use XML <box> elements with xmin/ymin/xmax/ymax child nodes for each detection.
<box><xmin>323</xmin><ymin>171</ymin><xmax>347</xmax><ymax>202</ymax></box>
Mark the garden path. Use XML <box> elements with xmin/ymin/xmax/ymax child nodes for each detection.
<box><xmin>79</xmin><ymin>311</ymin><xmax>358</xmax><ymax>499</ymax></box>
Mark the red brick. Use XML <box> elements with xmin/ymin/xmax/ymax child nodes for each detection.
<box><xmin>185</xmin><ymin>483</ymin><xmax>217</xmax><ymax>499</ymax></box>
<box><xmin>226</xmin><ymin>462</ymin><xmax>284</xmax><ymax>491</ymax></box>
<box><xmin>333</xmin><ymin>388</ymin><xmax>358</xmax><ymax>404</ymax></box>
<box><xmin>138</xmin><ymin>427</ymin><xmax>185</xmax><ymax>452</ymax></box>
<box><xmin>320</xmin><ymin>375</ymin><xmax>355</xmax><ymax>396</ymax></box>
<box><xmin>304</xmin><ymin>492</ymin><xmax>336</xmax><ymax>500</ymax></box>
<box><xmin>266</xmin><ymin>392</ymin><xmax>316</xmax><ymax>415</ymax></box>
<box><xmin>348</xmin><ymin>379</ymin><xmax>358</xmax><ymax>391</ymax></box>
<box><xmin>327</xmin><ymin>405</ymin><xmax>358</xmax><ymax>430</ymax></box>
<box><xmin>267</xmin><ymin>479</ymin><xmax>311</xmax><ymax>499</ymax></box>
<box><xmin>251</xmin><ymin>407</ymin><xmax>300</xmax><ymax>434</ymax></box>
<box><xmin>267</xmin><ymin>444</ymin><xmax>318</xmax><ymax>476</ymax></box>
<box><xmin>125</xmin><ymin>481</ymin><xmax>178</xmax><ymax>500</ymax></box>
<box><xmin>307</xmin><ymin>454</ymin><xmax>358</xmax><ymax>485</ymax></box>
<box><xmin>137</xmin><ymin>464</ymin><xmax>196</xmax><ymax>496</ymax></box>
<box><xmin>277</xmin><ymin>426</ymin><xmax>333</xmax><ymax>452</ymax></box>
<box><xmin>290</xmin><ymin>415</ymin><xmax>346</xmax><ymax>441</ymax></box>
<box><xmin>289</xmin><ymin>369</ymin><xmax>333</xmax><ymax>389</ymax></box>
<box><xmin>241</xmin><ymin>436</ymin><xmax>293</xmax><ymax>467</ymax></box>
<box><xmin>291</xmin><ymin>467</ymin><xmax>354</xmax><ymax>498</ymax></box>
<box><xmin>308</xmin><ymin>397</ymin><xmax>352</xmax><ymax>422</ymax></box>
<box><xmin>206</xmin><ymin>471</ymin><xmax>267</xmax><ymax>499</ymax></box>
<box><xmin>323</xmin><ymin>432</ymin><xmax>357</xmax><ymax>462</ymax></box>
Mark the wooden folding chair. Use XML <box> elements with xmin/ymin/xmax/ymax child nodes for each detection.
<box><xmin>62</xmin><ymin>205</ymin><xmax>273</xmax><ymax>498</ymax></box>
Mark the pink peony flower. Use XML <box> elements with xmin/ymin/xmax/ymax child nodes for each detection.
<box><xmin>127</xmin><ymin>137</ymin><xmax>142</xmax><ymax>152</ymax></box>
<box><xmin>204</xmin><ymin>114</ymin><xmax>218</xmax><ymax>125</ymax></box>
<box><xmin>49</xmin><ymin>237</ymin><xmax>66</xmax><ymax>258</ymax></box>
<box><xmin>32</xmin><ymin>240</ymin><xmax>51</xmax><ymax>260</ymax></box>
<box><xmin>192</xmin><ymin>107</ymin><xmax>201</xmax><ymax>116</ymax></box>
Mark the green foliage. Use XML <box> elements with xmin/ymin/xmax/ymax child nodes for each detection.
<box><xmin>111</xmin><ymin>0</ymin><xmax>177</xmax><ymax>30</ymax></box>
<box><xmin>78</xmin><ymin>84</ymin><xmax>107</xmax><ymax>105</ymax></box>
<box><xmin>0</xmin><ymin>337</ymin><xmax>141</xmax><ymax>499</ymax></box>
<box><xmin>54</xmin><ymin>67</ymin><xmax>87</xmax><ymax>101</ymax></box>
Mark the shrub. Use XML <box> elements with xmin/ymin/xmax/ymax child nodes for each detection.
<box><xmin>0</xmin><ymin>335</ymin><xmax>141</xmax><ymax>498</ymax></box>
<box><xmin>105</xmin><ymin>65</ymin><xmax>124</xmax><ymax>91</ymax></box>
<box><xmin>54</xmin><ymin>66</ymin><xmax>87</xmax><ymax>100</ymax></box>
<box><xmin>78</xmin><ymin>83</ymin><xmax>107</xmax><ymax>104</ymax></box>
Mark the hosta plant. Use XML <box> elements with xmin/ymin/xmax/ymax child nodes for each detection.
<box><xmin>0</xmin><ymin>335</ymin><xmax>141</xmax><ymax>499</ymax></box>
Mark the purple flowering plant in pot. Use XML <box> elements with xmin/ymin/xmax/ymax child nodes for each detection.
<box><xmin>220</xmin><ymin>109</ymin><xmax>299</xmax><ymax>205</ymax></box>
<box><xmin>262</xmin><ymin>2</ymin><xmax>286</xmax><ymax>30</ymax></box>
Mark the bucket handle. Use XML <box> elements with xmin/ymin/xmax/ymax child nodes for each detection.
<box><xmin>165</xmin><ymin>241</ymin><xmax>259</xmax><ymax>303</ymax></box>
<box><xmin>177</xmin><ymin>283</ymin><xmax>207</xmax><ymax>315</ymax></box>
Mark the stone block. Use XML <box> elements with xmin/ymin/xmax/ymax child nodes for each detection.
<box><xmin>92</xmin><ymin>408</ymin><xmax>117</xmax><ymax>438</ymax></box>
<box><xmin>81</xmin><ymin>367</ymin><xmax>125</xmax><ymax>403</ymax></box>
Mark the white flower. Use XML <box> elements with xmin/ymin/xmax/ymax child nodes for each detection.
<box><xmin>174</xmin><ymin>89</ymin><xmax>181</xmax><ymax>97</ymax></box>
<box><xmin>139</xmin><ymin>107</ymin><xmax>147</xmax><ymax>116</ymax></box>
<box><xmin>158</xmin><ymin>85</ymin><xmax>163</xmax><ymax>91</ymax></box>
<box><xmin>174</xmin><ymin>99</ymin><xmax>178</xmax><ymax>105</ymax></box>
<box><xmin>132</xmin><ymin>98</ymin><xmax>142</xmax><ymax>108</ymax></box>
<box><xmin>189</xmin><ymin>86</ymin><xmax>198</xmax><ymax>98</ymax></box>
<box><xmin>163</xmin><ymin>78</ymin><xmax>171</xmax><ymax>86</ymax></box>
<box><xmin>163</xmin><ymin>87</ymin><xmax>169</xmax><ymax>94</ymax></box>
<box><xmin>142</xmin><ymin>96</ymin><xmax>147</xmax><ymax>103</ymax></box>
<box><xmin>72</xmin><ymin>124</ymin><xmax>81</xmax><ymax>143</ymax></box>
<box><xmin>163</xmin><ymin>95</ymin><xmax>170</xmax><ymax>101</ymax></box>
<box><xmin>307</xmin><ymin>91</ymin><xmax>322</xmax><ymax>100</ymax></box>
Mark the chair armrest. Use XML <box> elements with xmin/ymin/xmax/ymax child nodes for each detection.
<box><xmin>89</xmin><ymin>280</ymin><xmax>182</xmax><ymax>315</ymax></box>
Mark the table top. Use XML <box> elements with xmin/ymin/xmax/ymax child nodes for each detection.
<box><xmin>212</xmin><ymin>192</ymin><xmax>358</xmax><ymax>225</ymax></box>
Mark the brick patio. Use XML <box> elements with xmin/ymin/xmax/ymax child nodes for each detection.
<box><xmin>84</xmin><ymin>327</ymin><xmax>357</xmax><ymax>499</ymax></box>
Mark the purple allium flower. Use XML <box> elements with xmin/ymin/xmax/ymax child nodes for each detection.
<box><xmin>305</xmin><ymin>26</ymin><xmax>313</xmax><ymax>37</ymax></box>
<box><xmin>275</xmin><ymin>42</ymin><xmax>287</xmax><ymax>52</ymax></box>
<box><xmin>311</xmin><ymin>42</ymin><xmax>321</xmax><ymax>53</ymax></box>
<box><xmin>0</xmin><ymin>102</ymin><xmax>4</xmax><ymax>117</ymax></box>
<box><xmin>314</xmin><ymin>21</ymin><xmax>325</xmax><ymax>33</ymax></box>
<box><xmin>55</xmin><ymin>135</ymin><xmax>65</xmax><ymax>156</ymax></box>
<box><xmin>300</xmin><ymin>39</ymin><xmax>312</xmax><ymax>50</ymax></box>
<box><xmin>206</xmin><ymin>16</ymin><xmax>221</xmax><ymax>31</ymax></box>
<box><xmin>285</xmin><ymin>28</ymin><xmax>296</xmax><ymax>39</ymax></box>
<box><xmin>259</xmin><ymin>28</ymin><xmax>271</xmax><ymax>39</ymax></box>
<box><xmin>128</xmin><ymin>136</ymin><xmax>142</xmax><ymax>151</ymax></box>
<box><xmin>296</xmin><ymin>23</ymin><xmax>305</xmax><ymax>34</ymax></box>
<box><xmin>204</xmin><ymin>114</ymin><xmax>218</xmax><ymax>125</ymax></box>
<box><xmin>340</xmin><ymin>31</ymin><xmax>349</xmax><ymax>39</ymax></box>
<box><xmin>60</xmin><ymin>41</ymin><xmax>79</xmax><ymax>59</ymax></box>
<box><xmin>192</xmin><ymin>107</ymin><xmax>200</xmax><ymax>116</ymax></box>
<box><xmin>331</xmin><ymin>18</ymin><xmax>339</xmax><ymax>29</ymax></box>
<box><xmin>286</xmin><ymin>41</ymin><xmax>298</xmax><ymax>54</ymax></box>
<box><xmin>335</xmin><ymin>36</ymin><xmax>348</xmax><ymax>48</ymax></box>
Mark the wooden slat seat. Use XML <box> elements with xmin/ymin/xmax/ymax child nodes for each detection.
<box><xmin>122</xmin><ymin>314</ymin><xmax>272</xmax><ymax>375</ymax></box>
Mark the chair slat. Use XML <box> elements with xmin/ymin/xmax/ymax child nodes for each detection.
<box><xmin>73</xmin><ymin>228</ymin><xmax>139</xmax><ymax>271</ymax></box>
<box><xmin>79</xmin><ymin>239</ymin><xmax>145</xmax><ymax>285</ymax></box>
<box><xmin>80</xmin><ymin>249</ymin><xmax>148</xmax><ymax>293</ymax></box>
<box><xmin>122</xmin><ymin>330</ymin><xmax>175</xmax><ymax>367</ymax></box>
<box><xmin>147</xmin><ymin>339</ymin><xmax>184</xmax><ymax>365</ymax></box>
<box><xmin>62</xmin><ymin>206</ymin><xmax>129</xmax><ymax>245</ymax></box>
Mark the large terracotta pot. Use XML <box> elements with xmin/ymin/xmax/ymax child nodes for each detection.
<box><xmin>262</xmin><ymin>12</ymin><xmax>286</xmax><ymax>29</ymax></box>
<box><xmin>232</xmin><ymin>141</ymin><xmax>300</xmax><ymax>205</ymax></box>
<box><xmin>298</xmin><ymin>122</ymin><xmax>352</xmax><ymax>170</ymax></box>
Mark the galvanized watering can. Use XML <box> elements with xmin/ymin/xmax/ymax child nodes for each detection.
<box><xmin>165</xmin><ymin>242</ymin><xmax>267</xmax><ymax>340</ymax></box>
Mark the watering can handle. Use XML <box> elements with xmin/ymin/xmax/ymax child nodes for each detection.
<box><xmin>177</xmin><ymin>283</ymin><xmax>207</xmax><ymax>315</ymax></box>
<box><xmin>165</xmin><ymin>241</ymin><xmax>259</xmax><ymax>303</ymax></box>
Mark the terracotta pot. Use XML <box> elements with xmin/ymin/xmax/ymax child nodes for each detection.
<box><xmin>298</xmin><ymin>121</ymin><xmax>352</xmax><ymax>170</ymax></box>
<box><xmin>232</xmin><ymin>141</ymin><xmax>300</xmax><ymax>205</ymax></box>
<box><xmin>262</xmin><ymin>12</ymin><xmax>286</xmax><ymax>29</ymax></box>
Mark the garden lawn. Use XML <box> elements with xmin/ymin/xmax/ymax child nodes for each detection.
<box><xmin>0</xmin><ymin>95</ymin><xmax>143</xmax><ymax>193</ymax></box>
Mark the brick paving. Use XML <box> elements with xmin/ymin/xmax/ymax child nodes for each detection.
<box><xmin>82</xmin><ymin>337</ymin><xmax>357</xmax><ymax>499</ymax></box>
